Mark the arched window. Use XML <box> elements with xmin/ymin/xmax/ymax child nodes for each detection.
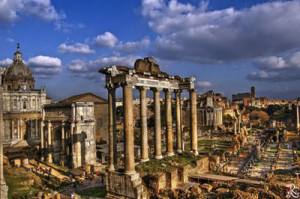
<box><xmin>23</xmin><ymin>99</ymin><xmax>27</xmax><ymax>109</ymax></box>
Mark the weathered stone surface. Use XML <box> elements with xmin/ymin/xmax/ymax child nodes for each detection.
<box><xmin>106</xmin><ymin>171</ymin><xmax>144</xmax><ymax>199</ymax></box>
<box><xmin>201</xmin><ymin>183</ymin><xmax>213</xmax><ymax>192</ymax></box>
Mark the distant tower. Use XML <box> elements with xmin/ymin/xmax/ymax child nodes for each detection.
<box><xmin>251</xmin><ymin>86</ymin><xmax>255</xmax><ymax>99</ymax></box>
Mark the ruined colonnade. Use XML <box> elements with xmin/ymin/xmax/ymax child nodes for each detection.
<box><xmin>100</xmin><ymin>58</ymin><xmax>198</xmax><ymax>176</ymax></box>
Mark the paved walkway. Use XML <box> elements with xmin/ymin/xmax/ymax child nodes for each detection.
<box><xmin>246</xmin><ymin>142</ymin><xmax>278</xmax><ymax>178</ymax></box>
<box><xmin>276</xmin><ymin>142</ymin><xmax>294</xmax><ymax>170</ymax></box>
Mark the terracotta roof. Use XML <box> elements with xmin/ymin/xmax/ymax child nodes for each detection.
<box><xmin>60</xmin><ymin>92</ymin><xmax>107</xmax><ymax>103</ymax></box>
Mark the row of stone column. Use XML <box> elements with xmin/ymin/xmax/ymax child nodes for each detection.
<box><xmin>107</xmin><ymin>84</ymin><xmax>198</xmax><ymax>175</ymax></box>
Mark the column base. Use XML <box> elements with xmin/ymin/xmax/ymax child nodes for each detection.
<box><xmin>190</xmin><ymin>150</ymin><xmax>198</xmax><ymax>156</ymax></box>
<box><xmin>155</xmin><ymin>155</ymin><xmax>163</xmax><ymax>160</ymax></box>
<box><xmin>140</xmin><ymin>158</ymin><xmax>149</xmax><ymax>163</ymax></box>
<box><xmin>0</xmin><ymin>183</ymin><xmax>8</xmax><ymax>199</ymax></box>
<box><xmin>124</xmin><ymin>170</ymin><xmax>136</xmax><ymax>175</ymax></box>
<box><xmin>108</xmin><ymin>165</ymin><xmax>115</xmax><ymax>172</ymax></box>
<box><xmin>167</xmin><ymin>152</ymin><xmax>175</xmax><ymax>157</ymax></box>
<box><xmin>177</xmin><ymin>149</ymin><xmax>183</xmax><ymax>154</ymax></box>
<box><xmin>46</xmin><ymin>154</ymin><xmax>53</xmax><ymax>164</ymax></box>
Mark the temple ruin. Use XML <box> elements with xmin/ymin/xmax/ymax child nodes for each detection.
<box><xmin>99</xmin><ymin>57</ymin><xmax>197</xmax><ymax>199</ymax></box>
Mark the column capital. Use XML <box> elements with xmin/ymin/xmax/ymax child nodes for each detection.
<box><xmin>189</xmin><ymin>88</ymin><xmax>197</xmax><ymax>93</ymax></box>
<box><xmin>163</xmin><ymin>88</ymin><xmax>174</xmax><ymax>93</ymax></box>
<box><xmin>136</xmin><ymin>86</ymin><xmax>149</xmax><ymax>91</ymax></box>
<box><xmin>151</xmin><ymin>87</ymin><xmax>162</xmax><ymax>92</ymax></box>
<box><xmin>121</xmin><ymin>82</ymin><xmax>134</xmax><ymax>88</ymax></box>
<box><xmin>174</xmin><ymin>89</ymin><xmax>182</xmax><ymax>94</ymax></box>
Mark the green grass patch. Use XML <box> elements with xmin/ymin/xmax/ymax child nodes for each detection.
<box><xmin>77</xmin><ymin>187</ymin><xmax>107</xmax><ymax>197</ymax></box>
<box><xmin>136</xmin><ymin>152</ymin><xmax>203</xmax><ymax>176</ymax></box>
<box><xmin>4</xmin><ymin>165</ymin><xmax>47</xmax><ymax>199</ymax></box>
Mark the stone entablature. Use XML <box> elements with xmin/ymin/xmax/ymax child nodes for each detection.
<box><xmin>99</xmin><ymin>57</ymin><xmax>198</xmax><ymax>199</ymax></box>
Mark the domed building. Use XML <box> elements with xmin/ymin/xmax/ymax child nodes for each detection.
<box><xmin>0</xmin><ymin>45</ymin><xmax>47</xmax><ymax>146</ymax></box>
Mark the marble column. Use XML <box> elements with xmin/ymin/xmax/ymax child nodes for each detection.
<box><xmin>40</xmin><ymin>121</ymin><xmax>45</xmax><ymax>161</ymax></box>
<box><xmin>47</xmin><ymin>121</ymin><xmax>53</xmax><ymax>163</ymax></box>
<box><xmin>175</xmin><ymin>90</ymin><xmax>183</xmax><ymax>153</ymax></box>
<box><xmin>234</xmin><ymin>119</ymin><xmax>237</xmax><ymax>135</ymax></box>
<box><xmin>297</xmin><ymin>106</ymin><xmax>299</xmax><ymax>129</ymax></box>
<box><xmin>35</xmin><ymin>119</ymin><xmax>38</xmax><ymax>138</ymax></box>
<box><xmin>0</xmin><ymin>86</ymin><xmax>8</xmax><ymax>199</ymax></box>
<box><xmin>108</xmin><ymin>87</ymin><xmax>117</xmax><ymax>171</ymax></box>
<box><xmin>139</xmin><ymin>87</ymin><xmax>149</xmax><ymax>162</ymax></box>
<box><xmin>60</xmin><ymin>122</ymin><xmax>65</xmax><ymax>167</ymax></box>
<box><xmin>238</xmin><ymin>115</ymin><xmax>241</xmax><ymax>133</ymax></box>
<box><xmin>165</xmin><ymin>89</ymin><xmax>174</xmax><ymax>156</ymax></box>
<box><xmin>189</xmin><ymin>89</ymin><xmax>198</xmax><ymax>155</ymax></box>
<box><xmin>123</xmin><ymin>84</ymin><xmax>136</xmax><ymax>175</ymax></box>
<box><xmin>11</xmin><ymin>120</ymin><xmax>14</xmax><ymax>140</ymax></box>
<box><xmin>153</xmin><ymin>88</ymin><xmax>163</xmax><ymax>159</ymax></box>
<box><xmin>17</xmin><ymin>119</ymin><xmax>20</xmax><ymax>139</ymax></box>
<box><xmin>30</xmin><ymin>119</ymin><xmax>33</xmax><ymax>138</ymax></box>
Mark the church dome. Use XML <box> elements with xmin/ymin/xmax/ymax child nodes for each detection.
<box><xmin>3</xmin><ymin>44</ymin><xmax>35</xmax><ymax>91</ymax></box>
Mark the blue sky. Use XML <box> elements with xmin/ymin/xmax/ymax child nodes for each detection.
<box><xmin>0</xmin><ymin>0</ymin><xmax>300</xmax><ymax>100</ymax></box>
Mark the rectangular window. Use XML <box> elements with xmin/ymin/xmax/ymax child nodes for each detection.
<box><xmin>97</xmin><ymin>118</ymin><xmax>103</xmax><ymax>128</ymax></box>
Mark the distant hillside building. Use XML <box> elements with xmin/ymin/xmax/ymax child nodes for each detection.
<box><xmin>0</xmin><ymin>45</ymin><xmax>48</xmax><ymax>146</ymax></box>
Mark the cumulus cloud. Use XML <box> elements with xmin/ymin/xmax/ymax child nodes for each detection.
<box><xmin>115</xmin><ymin>37</ymin><xmax>150</xmax><ymax>54</ymax></box>
<box><xmin>94</xmin><ymin>32</ymin><xmax>118</xmax><ymax>48</ymax></box>
<box><xmin>141</xmin><ymin>0</ymin><xmax>300</xmax><ymax>63</ymax></box>
<box><xmin>0</xmin><ymin>58</ymin><xmax>13</xmax><ymax>66</ymax></box>
<box><xmin>248</xmin><ymin>51</ymin><xmax>300</xmax><ymax>81</ymax></box>
<box><xmin>0</xmin><ymin>0</ymin><xmax>65</xmax><ymax>26</ymax></box>
<box><xmin>27</xmin><ymin>55</ymin><xmax>62</xmax><ymax>78</ymax></box>
<box><xmin>58</xmin><ymin>43</ymin><xmax>95</xmax><ymax>54</ymax></box>
<box><xmin>67</xmin><ymin>55</ymin><xmax>139</xmax><ymax>80</ymax></box>
<box><xmin>197</xmin><ymin>81</ymin><xmax>213</xmax><ymax>88</ymax></box>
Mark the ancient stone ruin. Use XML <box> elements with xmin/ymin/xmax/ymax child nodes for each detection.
<box><xmin>99</xmin><ymin>57</ymin><xmax>197</xmax><ymax>199</ymax></box>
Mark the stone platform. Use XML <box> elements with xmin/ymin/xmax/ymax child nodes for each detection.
<box><xmin>106</xmin><ymin>171</ymin><xmax>145</xmax><ymax>199</ymax></box>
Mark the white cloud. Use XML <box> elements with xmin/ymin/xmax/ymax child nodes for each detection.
<box><xmin>115</xmin><ymin>37</ymin><xmax>150</xmax><ymax>53</ymax></box>
<box><xmin>27</xmin><ymin>55</ymin><xmax>62</xmax><ymax>78</ymax></box>
<box><xmin>248</xmin><ymin>51</ymin><xmax>300</xmax><ymax>81</ymax></box>
<box><xmin>94</xmin><ymin>32</ymin><xmax>118</xmax><ymax>48</ymax></box>
<box><xmin>141</xmin><ymin>0</ymin><xmax>300</xmax><ymax>63</ymax></box>
<box><xmin>67</xmin><ymin>55</ymin><xmax>139</xmax><ymax>79</ymax></box>
<box><xmin>6</xmin><ymin>37</ymin><xmax>14</xmax><ymax>43</ymax></box>
<box><xmin>197</xmin><ymin>81</ymin><xmax>213</xmax><ymax>88</ymax></box>
<box><xmin>0</xmin><ymin>58</ymin><xmax>13</xmax><ymax>66</ymax></box>
<box><xmin>58</xmin><ymin>43</ymin><xmax>95</xmax><ymax>54</ymax></box>
<box><xmin>0</xmin><ymin>0</ymin><xmax>65</xmax><ymax>26</ymax></box>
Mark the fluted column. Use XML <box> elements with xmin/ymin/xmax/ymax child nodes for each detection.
<box><xmin>165</xmin><ymin>89</ymin><xmax>174</xmax><ymax>156</ymax></box>
<box><xmin>11</xmin><ymin>120</ymin><xmax>14</xmax><ymax>140</ymax></box>
<box><xmin>40</xmin><ymin>121</ymin><xmax>45</xmax><ymax>161</ymax></box>
<box><xmin>189</xmin><ymin>89</ymin><xmax>198</xmax><ymax>155</ymax></box>
<box><xmin>17</xmin><ymin>119</ymin><xmax>20</xmax><ymax>139</ymax></box>
<box><xmin>108</xmin><ymin>87</ymin><xmax>117</xmax><ymax>171</ymax></box>
<box><xmin>234</xmin><ymin>119</ymin><xmax>237</xmax><ymax>135</ymax></box>
<box><xmin>47</xmin><ymin>121</ymin><xmax>53</xmax><ymax>163</ymax></box>
<box><xmin>139</xmin><ymin>87</ymin><xmax>149</xmax><ymax>162</ymax></box>
<box><xmin>123</xmin><ymin>84</ymin><xmax>136</xmax><ymax>175</ymax></box>
<box><xmin>175</xmin><ymin>90</ymin><xmax>183</xmax><ymax>153</ymax></box>
<box><xmin>153</xmin><ymin>88</ymin><xmax>163</xmax><ymax>159</ymax></box>
<box><xmin>297</xmin><ymin>106</ymin><xmax>299</xmax><ymax>129</ymax></box>
<box><xmin>35</xmin><ymin>119</ymin><xmax>38</xmax><ymax>138</ymax></box>
<box><xmin>60</xmin><ymin>122</ymin><xmax>65</xmax><ymax>167</ymax></box>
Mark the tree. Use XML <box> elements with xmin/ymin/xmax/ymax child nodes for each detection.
<box><xmin>249</xmin><ymin>110</ymin><xmax>269</xmax><ymax>126</ymax></box>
